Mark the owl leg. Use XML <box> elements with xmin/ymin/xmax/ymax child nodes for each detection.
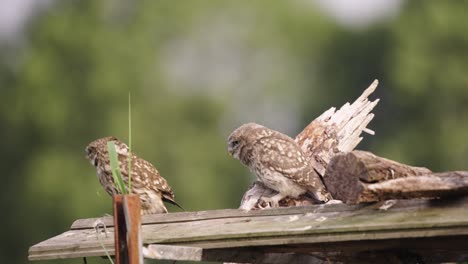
<box><xmin>260</xmin><ymin>193</ymin><xmax>286</xmax><ymax>208</ymax></box>
<box><xmin>239</xmin><ymin>198</ymin><xmax>259</xmax><ymax>211</ymax></box>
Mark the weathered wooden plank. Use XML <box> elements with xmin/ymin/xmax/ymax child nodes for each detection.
<box><xmin>29</xmin><ymin>229</ymin><xmax>115</xmax><ymax>260</ymax></box>
<box><xmin>366</xmin><ymin>172</ymin><xmax>468</xmax><ymax>199</ymax></box>
<box><xmin>29</xmin><ymin>197</ymin><xmax>468</xmax><ymax>261</ymax></box>
<box><xmin>324</xmin><ymin>151</ymin><xmax>468</xmax><ymax>204</ymax></box>
<box><xmin>139</xmin><ymin>206</ymin><xmax>468</xmax><ymax>245</ymax></box>
<box><xmin>71</xmin><ymin>203</ymin><xmax>356</xmax><ymax>230</ymax></box>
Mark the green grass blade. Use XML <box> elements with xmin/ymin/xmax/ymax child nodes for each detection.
<box><xmin>128</xmin><ymin>92</ymin><xmax>132</xmax><ymax>191</ymax></box>
<box><xmin>107</xmin><ymin>141</ymin><xmax>127</xmax><ymax>195</ymax></box>
<box><xmin>96</xmin><ymin>233</ymin><xmax>114</xmax><ymax>264</ymax></box>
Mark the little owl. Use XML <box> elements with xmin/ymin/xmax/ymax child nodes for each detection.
<box><xmin>228</xmin><ymin>123</ymin><xmax>331</xmax><ymax>210</ymax></box>
<box><xmin>85</xmin><ymin>136</ymin><xmax>181</xmax><ymax>214</ymax></box>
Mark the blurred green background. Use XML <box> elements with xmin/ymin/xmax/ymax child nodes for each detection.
<box><xmin>1</xmin><ymin>1</ymin><xmax>468</xmax><ymax>263</ymax></box>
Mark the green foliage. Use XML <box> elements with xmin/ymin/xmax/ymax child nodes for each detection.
<box><xmin>107</xmin><ymin>141</ymin><xmax>127</xmax><ymax>195</ymax></box>
<box><xmin>1</xmin><ymin>1</ymin><xmax>468</xmax><ymax>264</ymax></box>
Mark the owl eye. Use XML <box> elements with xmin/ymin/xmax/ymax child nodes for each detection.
<box><xmin>230</xmin><ymin>140</ymin><xmax>240</xmax><ymax>148</ymax></box>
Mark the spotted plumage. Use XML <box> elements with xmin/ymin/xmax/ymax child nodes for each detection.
<box><xmin>228</xmin><ymin>123</ymin><xmax>331</xmax><ymax>210</ymax></box>
<box><xmin>85</xmin><ymin>136</ymin><xmax>181</xmax><ymax>214</ymax></box>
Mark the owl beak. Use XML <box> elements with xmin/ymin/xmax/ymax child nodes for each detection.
<box><xmin>227</xmin><ymin>139</ymin><xmax>235</xmax><ymax>155</ymax></box>
<box><xmin>227</xmin><ymin>139</ymin><xmax>240</xmax><ymax>158</ymax></box>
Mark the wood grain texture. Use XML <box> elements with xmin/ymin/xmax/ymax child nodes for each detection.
<box><xmin>296</xmin><ymin>79</ymin><xmax>380</xmax><ymax>176</ymax></box>
<box><xmin>123</xmin><ymin>195</ymin><xmax>143</xmax><ymax>264</ymax></box>
<box><xmin>324</xmin><ymin>151</ymin><xmax>468</xmax><ymax>204</ymax></box>
<box><xmin>113</xmin><ymin>195</ymin><xmax>126</xmax><ymax>264</ymax></box>
<box><xmin>29</xmin><ymin>197</ymin><xmax>468</xmax><ymax>263</ymax></box>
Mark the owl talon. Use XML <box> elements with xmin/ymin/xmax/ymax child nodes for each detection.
<box><xmin>257</xmin><ymin>201</ymin><xmax>272</xmax><ymax>209</ymax></box>
<box><xmin>259</xmin><ymin>193</ymin><xmax>285</xmax><ymax>208</ymax></box>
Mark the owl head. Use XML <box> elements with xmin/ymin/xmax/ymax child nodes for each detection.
<box><xmin>227</xmin><ymin>123</ymin><xmax>273</xmax><ymax>161</ymax></box>
<box><xmin>85</xmin><ymin>136</ymin><xmax>129</xmax><ymax>167</ymax></box>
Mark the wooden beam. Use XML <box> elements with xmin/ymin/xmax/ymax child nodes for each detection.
<box><xmin>366</xmin><ymin>172</ymin><xmax>468</xmax><ymax>200</ymax></box>
<box><xmin>71</xmin><ymin>203</ymin><xmax>354</xmax><ymax>230</ymax></box>
<box><xmin>28</xmin><ymin>197</ymin><xmax>468</xmax><ymax>262</ymax></box>
<box><xmin>324</xmin><ymin>151</ymin><xmax>468</xmax><ymax>204</ymax></box>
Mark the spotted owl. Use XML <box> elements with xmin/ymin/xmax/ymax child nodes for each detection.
<box><xmin>85</xmin><ymin>136</ymin><xmax>181</xmax><ymax>214</ymax></box>
<box><xmin>227</xmin><ymin>123</ymin><xmax>331</xmax><ymax>210</ymax></box>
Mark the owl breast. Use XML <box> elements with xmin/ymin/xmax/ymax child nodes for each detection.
<box><xmin>253</xmin><ymin>164</ymin><xmax>307</xmax><ymax>198</ymax></box>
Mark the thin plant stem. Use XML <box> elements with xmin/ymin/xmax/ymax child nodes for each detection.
<box><xmin>128</xmin><ymin>92</ymin><xmax>132</xmax><ymax>192</ymax></box>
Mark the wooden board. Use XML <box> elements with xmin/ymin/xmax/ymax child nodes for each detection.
<box><xmin>29</xmin><ymin>197</ymin><xmax>468</xmax><ymax>263</ymax></box>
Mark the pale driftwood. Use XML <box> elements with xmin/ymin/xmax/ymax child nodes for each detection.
<box><xmin>29</xmin><ymin>197</ymin><xmax>468</xmax><ymax>263</ymax></box>
<box><xmin>240</xmin><ymin>80</ymin><xmax>380</xmax><ymax>210</ymax></box>
<box><xmin>324</xmin><ymin>150</ymin><xmax>468</xmax><ymax>204</ymax></box>
<box><xmin>365</xmin><ymin>172</ymin><xmax>468</xmax><ymax>201</ymax></box>
<box><xmin>296</xmin><ymin>79</ymin><xmax>380</xmax><ymax>176</ymax></box>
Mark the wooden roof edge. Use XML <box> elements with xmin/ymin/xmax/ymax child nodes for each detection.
<box><xmin>70</xmin><ymin>203</ymin><xmax>358</xmax><ymax>229</ymax></box>
<box><xmin>70</xmin><ymin>197</ymin><xmax>468</xmax><ymax>230</ymax></box>
<box><xmin>29</xmin><ymin>196</ymin><xmax>468</xmax><ymax>262</ymax></box>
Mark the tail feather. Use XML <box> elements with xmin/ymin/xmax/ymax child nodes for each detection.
<box><xmin>162</xmin><ymin>194</ymin><xmax>185</xmax><ymax>211</ymax></box>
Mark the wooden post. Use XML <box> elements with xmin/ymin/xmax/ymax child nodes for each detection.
<box><xmin>113</xmin><ymin>194</ymin><xmax>142</xmax><ymax>264</ymax></box>
<box><xmin>113</xmin><ymin>195</ymin><xmax>126</xmax><ymax>263</ymax></box>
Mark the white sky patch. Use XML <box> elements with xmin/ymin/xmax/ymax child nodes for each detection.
<box><xmin>0</xmin><ymin>0</ymin><xmax>52</xmax><ymax>40</ymax></box>
<box><xmin>312</xmin><ymin>0</ymin><xmax>404</xmax><ymax>29</ymax></box>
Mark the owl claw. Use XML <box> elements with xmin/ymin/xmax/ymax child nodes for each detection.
<box><xmin>257</xmin><ymin>201</ymin><xmax>272</xmax><ymax>209</ymax></box>
<box><xmin>259</xmin><ymin>193</ymin><xmax>285</xmax><ymax>208</ymax></box>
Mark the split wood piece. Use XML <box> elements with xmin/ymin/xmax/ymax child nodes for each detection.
<box><xmin>114</xmin><ymin>195</ymin><xmax>143</xmax><ymax>264</ymax></box>
<box><xmin>240</xmin><ymin>80</ymin><xmax>380</xmax><ymax>209</ymax></box>
<box><xmin>296</xmin><ymin>79</ymin><xmax>380</xmax><ymax>176</ymax></box>
<box><xmin>324</xmin><ymin>150</ymin><xmax>468</xmax><ymax>204</ymax></box>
